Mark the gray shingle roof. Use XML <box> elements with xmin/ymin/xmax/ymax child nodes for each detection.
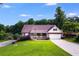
<box><xmin>21</xmin><ymin>25</ymin><xmax>54</xmax><ymax>33</ymax></box>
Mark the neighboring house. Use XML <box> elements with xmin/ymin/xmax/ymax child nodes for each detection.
<box><xmin>21</xmin><ymin>25</ymin><xmax>63</xmax><ymax>40</ymax></box>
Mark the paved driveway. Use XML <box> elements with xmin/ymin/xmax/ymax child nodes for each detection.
<box><xmin>51</xmin><ymin>39</ymin><xmax>79</xmax><ymax>56</ymax></box>
<box><xmin>0</xmin><ymin>40</ymin><xmax>17</xmax><ymax>47</ymax></box>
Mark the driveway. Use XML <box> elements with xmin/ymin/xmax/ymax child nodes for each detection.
<box><xmin>0</xmin><ymin>40</ymin><xmax>17</xmax><ymax>47</ymax></box>
<box><xmin>51</xmin><ymin>39</ymin><xmax>79</xmax><ymax>56</ymax></box>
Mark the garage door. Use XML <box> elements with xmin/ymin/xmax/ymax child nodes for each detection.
<box><xmin>48</xmin><ymin>34</ymin><xmax>61</xmax><ymax>40</ymax></box>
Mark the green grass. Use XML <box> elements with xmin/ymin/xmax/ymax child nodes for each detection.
<box><xmin>63</xmin><ymin>38</ymin><xmax>75</xmax><ymax>42</ymax></box>
<box><xmin>0</xmin><ymin>40</ymin><xmax>7</xmax><ymax>42</ymax></box>
<box><xmin>0</xmin><ymin>40</ymin><xmax>71</xmax><ymax>56</ymax></box>
<box><xmin>63</xmin><ymin>38</ymin><xmax>79</xmax><ymax>43</ymax></box>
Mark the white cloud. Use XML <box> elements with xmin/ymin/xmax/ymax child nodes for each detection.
<box><xmin>2</xmin><ymin>5</ymin><xmax>11</xmax><ymax>8</ymax></box>
<box><xmin>20</xmin><ymin>14</ymin><xmax>31</xmax><ymax>17</ymax></box>
<box><xmin>45</xmin><ymin>3</ymin><xmax>57</xmax><ymax>6</ymax></box>
<box><xmin>67</xmin><ymin>13</ymin><xmax>77</xmax><ymax>17</ymax></box>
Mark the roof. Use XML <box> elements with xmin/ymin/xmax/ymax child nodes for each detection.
<box><xmin>21</xmin><ymin>25</ymin><xmax>54</xmax><ymax>33</ymax></box>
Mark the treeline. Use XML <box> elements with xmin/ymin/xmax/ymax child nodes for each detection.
<box><xmin>1</xmin><ymin>16</ymin><xmax>79</xmax><ymax>34</ymax></box>
<box><xmin>0</xmin><ymin>7</ymin><xmax>79</xmax><ymax>40</ymax></box>
<box><xmin>0</xmin><ymin>18</ymin><xmax>54</xmax><ymax>34</ymax></box>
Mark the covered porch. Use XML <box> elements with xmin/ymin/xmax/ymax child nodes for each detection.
<box><xmin>30</xmin><ymin>33</ymin><xmax>48</xmax><ymax>40</ymax></box>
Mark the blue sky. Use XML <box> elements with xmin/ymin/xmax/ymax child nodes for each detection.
<box><xmin>0</xmin><ymin>3</ymin><xmax>79</xmax><ymax>25</ymax></box>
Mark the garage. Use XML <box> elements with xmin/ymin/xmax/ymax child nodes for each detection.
<box><xmin>48</xmin><ymin>33</ymin><xmax>62</xmax><ymax>40</ymax></box>
<box><xmin>48</xmin><ymin>26</ymin><xmax>62</xmax><ymax>40</ymax></box>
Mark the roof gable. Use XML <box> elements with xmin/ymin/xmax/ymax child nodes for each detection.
<box><xmin>48</xmin><ymin>25</ymin><xmax>62</xmax><ymax>33</ymax></box>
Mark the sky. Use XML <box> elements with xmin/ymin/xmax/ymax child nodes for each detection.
<box><xmin>0</xmin><ymin>3</ymin><xmax>79</xmax><ymax>25</ymax></box>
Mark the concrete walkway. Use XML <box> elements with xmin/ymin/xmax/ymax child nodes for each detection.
<box><xmin>0</xmin><ymin>40</ymin><xmax>17</xmax><ymax>47</ymax></box>
<box><xmin>51</xmin><ymin>39</ymin><xmax>79</xmax><ymax>56</ymax></box>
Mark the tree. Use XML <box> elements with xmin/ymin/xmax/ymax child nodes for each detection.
<box><xmin>38</xmin><ymin>19</ymin><xmax>48</xmax><ymax>25</ymax></box>
<box><xmin>5</xmin><ymin>25</ymin><xmax>10</xmax><ymax>33</ymax></box>
<box><xmin>27</xmin><ymin>18</ymin><xmax>35</xmax><ymax>24</ymax></box>
<box><xmin>0</xmin><ymin>24</ymin><xmax>5</xmax><ymax>31</ymax></box>
<box><xmin>68</xmin><ymin>16</ymin><xmax>79</xmax><ymax>22</ymax></box>
<box><xmin>0</xmin><ymin>30</ymin><xmax>6</xmax><ymax>40</ymax></box>
<box><xmin>7</xmin><ymin>21</ymin><xmax>24</xmax><ymax>34</ymax></box>
<box><xmin>14</xmin><ymin>21</ymin><xmax>24</xmax><ymax>34</ymax></box>
<box><xmin>63</xmin><ymin>21</ymin><xmax>75</xmax><ymax>32</ymax></box>
<box><xmin>54</xmin><ymin>7</ymin><xmax>66</xmax><ymax>29</ymax></box>
<box><xmin>48</xmin><ymin>19</ymin><xmax>55</xmax><ymax>25</ymax></box>
<box><xmin>35</xmin><ymin>19</ymin><xmax>48</xmax><ymax>25</ymax></box>
<box><xmin>35</xmin><ymin>20</ymin><xmax>40</xmax><ymax>25</ymax></box>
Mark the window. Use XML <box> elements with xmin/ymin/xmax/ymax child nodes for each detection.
<box><xmin>31</xmin><ymin>33</ymin><xmax>37</xmax><ymax>36</ymax></box>
<box><xmin>37</xmin><ymin>33</ymin><xmax>41</xmax><ymax>36</ymax></box>
<box><xmin>53</xmin><ymin>28</ymin><xmax>57</xmax><ymax>31</ymax></box>
<box><xmin>42</xmin><ymin>33</ymin><xmax>46</xmax><ymax>36</ymax></box>
<box><xmin>25</xmin><ymin>33</ymin><xmax>28</xmax><ymax>36</ymax></box>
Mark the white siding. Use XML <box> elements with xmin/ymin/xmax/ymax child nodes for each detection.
<box><xmin>48</xmin><ymin>26</ymin><xmax>62</xmax><ymax>33</ymax></box>
<box><xmin>48</xmin><ymin>26</ymin><xmax>62</xmax><ymax>40</ymax></box>
<box><xmin>22</xmin><ymin>33</ymin><xmax>29</xmax><ymax>36</ymax></box>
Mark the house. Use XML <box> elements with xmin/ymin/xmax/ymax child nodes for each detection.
<box><xmin>21</xmin><ymin>25</ymin><xmax>63</xmax><ymax>40</ymax></box>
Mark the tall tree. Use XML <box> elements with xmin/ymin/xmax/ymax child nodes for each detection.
<box><xmin>54</xmin><ymin>7</ymin><xmax>66</xmax><ymax>29</ymax></box>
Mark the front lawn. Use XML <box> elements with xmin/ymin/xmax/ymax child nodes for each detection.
<box><xmin>0</xmin><ymin>40</ymin><xmax>71</xmax><ymax>56</ymax></box>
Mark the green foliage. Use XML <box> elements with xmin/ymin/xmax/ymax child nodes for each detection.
<box><xmin>5</xmin><ymin>33</ymin><xmax>13</xmax><ymax>40</ymax></box>
<box><xmin>35</xmin><ymin>19</ymin><xmax>48</xmax><ymax>25</ymax></box>
<box><xmin>48</xmin><ymin>19</ymin><xmax>55</xmax><ymax>25</ymax></box>
<box><xmin>0</xmin><ymin>24</ymin><xmax>5</xmax><ymax>31</ymax></box>
<box><xmin>75</xmin><ymin>35</ymin><xmax>79</xmax><ymax>42</ymax></box>
<box><xmin>14</xmin><ymin>21</ymin><xmax>24</xmax><ymax>34</ymax></box>
<box><xmin>55</xmin><ymin>7</ymin><xmax>66</xmax><ymax>29</ymax></box>
<box><xmin>63</xmin><ymin>20</ymin><xmax>75</xmax><ymax>32</ymax></box>
<box><xmin>63</xmin><ymin>18</ymin><xmax>79</xmax><ymax>32</ymax></box>
<box><xmin>13</xmin><ymin>33</ymin><xmax>20</xmax><ymax>40</ymax></box>
<box><xmin>27</xmin><ymin>18</ymin><xmax>35</xmax><ymax>24</ymax></box>
<box><xmin>68</xmin><ymin>16</ymin><xmax>79</xmax><ymax>22</ymax></box>
<box><xmin>0</xmin><ymin>31</ymin><xmax>13</xmax><ymax>40</ymax></box>
<box><xmin>0</xmin><ymin>31</ymin><xmax>6</xmax><ymax>40</ymax></box>
<box><xmin>6</xmin><ymin>21</ymin><xmax>24</xmax><ymax>34</ymax></box>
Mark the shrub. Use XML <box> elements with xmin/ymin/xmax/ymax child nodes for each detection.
<box><xmin>75</xmin><ymin>35</ymin><xmax>79</xmax><ymax>42</ymax></box>
<box><xmin>63</xmin><ymin>32</ymin><xmax>76</xmax><ymax>38</ymax></box>
<box><xmin>19</xmin><ymin>36</ymin><xmax>30</xmax><ymax>41</ymax></box>
<box><xmin>0</xmin><ymin>31</ymin><xmax>7</xmax><ymax>40</ymax></box>
<box><xmin>13</xmin><ymin>33</ymin><xmax>20</xmax><ymax>40</ymax></box>
<box><xmin>6</xmin><ymin>33</ymin><xmax>14</xmax><ymax>40</ymax></box>
<box><xmin>0</xmin><ymin>31</ymin><xmax>14</xmax><ymax>40</ymax></box>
